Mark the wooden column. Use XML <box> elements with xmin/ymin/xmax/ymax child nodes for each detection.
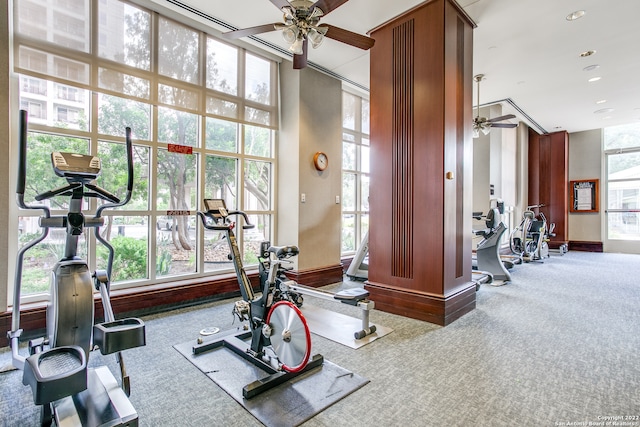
<box><xmin>365</xmin><ymin>0</ymin><xmax>476</xmax><ymax>326</ymax></box>
<box><xmin>528</xmin><ymin>129</ymin><xmax>569</xmax><ymax>249</ymax></box>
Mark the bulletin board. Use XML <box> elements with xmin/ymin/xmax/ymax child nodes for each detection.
<box><xmin>570</xmin><ymin>179</ymin><xmax>599</xmax><ymax>213</ymax></box>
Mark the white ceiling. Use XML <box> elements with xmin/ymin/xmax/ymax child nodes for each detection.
<box><xmin>157</xmin><ymin>0</ymin><xmax>640</xmax><ymax>134</ymax></box>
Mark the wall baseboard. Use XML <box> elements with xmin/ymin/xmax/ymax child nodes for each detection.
<box><xmin>568</xmin><ymin>241</ymin><xmax>603</xmax><ymax>252</ymax></box>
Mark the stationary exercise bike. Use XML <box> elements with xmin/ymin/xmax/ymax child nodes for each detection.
<box><xmin>8</xmin><ymin>110</ymin><xmax>146</xmax><ymax>426</ymax></box>
<box><xmin>510</xmin><ymin>204</ymin><xmax>554</xmax><ymax>262</ymax></box>
<box><xmin>192</xmin><ymin>199</ymin><xmax>323</xmax><ymax>399</ymax></box>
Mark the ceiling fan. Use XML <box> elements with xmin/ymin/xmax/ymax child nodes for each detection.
<box><xmin>473</xmin><ymin>74</ymin><xmax>517</xmax><ymax>138</ymax></box>
<box><xmin>221</xmin><ymin>0</ymin><xmax>375</xmax><ymax>69</ymax></box>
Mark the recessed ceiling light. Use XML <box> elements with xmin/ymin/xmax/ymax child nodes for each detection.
<box><xmin>580</xmin><ymin>50</ymin><xmax>596</xmax><ymax>57</ymax></box>
<box><xmin>596</xmin><ymin>100</ymin><xmax>607</xmax><ymax>104</ymax></box>
<box><xmin>566</xmin><ymin>10</ymin><xmax>586</xmax><ymax>21</ymax></box>
<box><xmin>588</xmin><ymin>76</ymin><xmax>601</xmax><ymax>82</ymax></box>
<box><xmin>594</xmin><ymin>108</ymin><xmax>614</xmax><ymax>114</ymax></box>
<box><xmin>583</xmin><ymin>64</ymin><xmax>600</xmax><ymax>72</ymax></box>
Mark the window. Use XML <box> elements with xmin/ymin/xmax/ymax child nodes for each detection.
<box><xmin>13</xmin><ymin>0</ymin><xmax>278</xmax><ymax>298</ymax></box>
<box><xmin>605</xmin><ymin>123</ymin><xmax>640</xmax><ymax>243</ymax></box>
<box><xmin>341</xmin><ymin>91</ymin><xmax>370</xmax><ymax>255</ymax></box>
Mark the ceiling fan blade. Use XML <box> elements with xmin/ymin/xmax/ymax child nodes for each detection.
<box><xmin>487</xmin><ymin>114</ymin><xmax>516</xmax><ymax>123</ymax></box>
<box><xmin>293</xmin><ymin>39</ymin><xmax>308</xmax><ymax>69</ymax></box>
<box><xmin>269</xmin><ymin>0</ymin><xmax>291</xmax><ymax>10</ymax></box>
<box><xmin>491</xmin><ymin>123</ymin><xmax>518</xmax><ymax>128</ymax></box>
<box><xmin>222</xmin><ymin>23</ymin><xmax>279</xmax><ymax>40</ymax></box>
<box><xmin>323</xmin><ymin>24</ymin><xmax>375</xmax><ymax>50</ymax></box>
<box><xmin>313</xmin><ymin>0</ymin><xmax>349</xmax><ymax>15</ymax></box>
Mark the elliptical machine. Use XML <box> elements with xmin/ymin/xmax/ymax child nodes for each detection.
<box><xmin>193</xmin><ymin>199</ymin><xmax>323</xmax><ymax>399</ymax></box>
<box><xmin>8</xmin><ymin>110</ymin><xmax>146</xmax><ymax>426</ymax></box>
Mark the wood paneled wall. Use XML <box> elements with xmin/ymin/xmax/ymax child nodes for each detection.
<box><xmin>528</xmin><ymin>129</ymin><xmax>569</xmax><ymax>248</ymax></box>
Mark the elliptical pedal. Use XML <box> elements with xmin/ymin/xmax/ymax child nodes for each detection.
<box><xmin>22</xmin><ymin>346</ymin><xmax>87</xmax><ymax>405</ymax></box>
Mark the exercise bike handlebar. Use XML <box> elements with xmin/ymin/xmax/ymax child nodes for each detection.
<box><xmin>197</xmin><ymin>209</ymin><xmax>255</xmax><ymax>231</ymax></box>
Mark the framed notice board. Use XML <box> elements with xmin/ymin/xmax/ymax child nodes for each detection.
<box><xmin>570</xmin><ymin>179</ymin><xmax>599</xmax><ymax>213</ymax></box>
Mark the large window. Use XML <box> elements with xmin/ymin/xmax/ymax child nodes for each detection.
<box><xmin>13</xmin><ymin>0</ymin><xmax>277</xmax><ymax>298</ymax></box>
<box><xmin>341</xmin><ymin>91</ymin><xmax>369</xmax><ymax>255</ymax></box>
<box><xmin>605</xmin><ymin>123</ymin><xmax>640</xmax><ymax>247</ymax></box>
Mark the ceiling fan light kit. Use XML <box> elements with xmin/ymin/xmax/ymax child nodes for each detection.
<box><xmin>222</xmin><ymin>0</ymin><xmax>374</xmax><ymax>69</ymax></box>
<box><xmin>472</xmin><ymin>74</ymin><xmax>517</xmax><ymax>138</ymax></box>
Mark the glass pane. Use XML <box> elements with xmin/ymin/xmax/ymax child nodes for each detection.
<box><xmin>608</xmin><ymin>212</ymin><xmax>640</xmax><ymax>240</ymax></box>
<box><xmin>608</xmin><ymin>152</ymin><xmax>640</xmax><ymax>179</ymax></box>
<box><xmin>607</xmin><ymin>181</ymin><xmax>640</xmax><ymax>210</ymax></box>
<box><xmin>99</xmin><ymin>68</ymin><xmax>150</xmax><ymax>99</ymax></box>
<box><xmin>342</xmin><ymin>214</ymin><xmax>356</xmax><ymax>252</ymax></box>
<box><xmin>19</xmin><ymin>76</ymin><xmax>89</xmax><ymax>130</ymax></box>
<box><xmin>360</xmin><ymin>214</ymin><xmax>370</xmax><ymax>239</ymax></box>
<box><xmin>343</xmin><ymin>141</ymin><xmax>356</xmax><ymax>170</ymax></box>
<box><xmin>157</xmin><ymin>107</ymin><xmax>198</xmax><ymax>147</ymax></box>
<box><xmin>244</xmin><ymin>160</ymin><xmax>271</xmax><ymax>211</ymax></box>
<box><xmin>243</xmin><ymin>214</ymin><xmax>270</xmax><ymax>266</ymax></box>
<box><xmin>156</xmin><ymin>149</ymin><xmax>197</xmax><ymax>211</ymax></box>
<box><xmin>245</xmin><ymin>53</ymin><xmax>271</xmax><ymax>105</ymax></box>
<box><xmin>158</xmin><ymin>17</ymin><xmax>199</xmax><ymax>84</ymax></box>
<box><xmin>24</xmin><ymin>132</ymin><xmax>89</xmax><ymax>209</ymax></box>
<box><xmin>17</xmin><ymin>0</ymin><xmax>90</xmax><ymax>52</ymax></box>
<box><xmin>206</xmin><ymin>118</ymin><xmax>237</xmax><ymax>153</ymax></box>
<box><xmin>342</xmin><ymin>92</ymin><xmax>357</xmax><ymax>130</ymax></box>
<box><xmin>19</xmin><ymin>48</ymin><xmax>90</xmax><ymax>85</ymax></box>
<box><xmin>203</xmin><ymin>227</ymin><xmax>232</xmax><ymax>273</ymax></box>
<box><xmin>207</xmin><ymin>97</ymin><xmax>238</xmax><ymax>119</ymax></box>
<box><xmin>604</xmin><ymin>123</ymin><xmax>640</xmax><ymax>150</ymax></box>
<box><xmin>96</xmin><ymin>216</ymin><xmax>149</xmax><ymax>282</ymax></box>
<box><xmin>361</xmin><ymin>175</ymin><xmax>370</xmax><ymax>211</ymax></box>
<box><xmin>98</xmin><ymin>142</ymin><xmax>150</xmax><ymax>210</ymax></box>
<box><xmin>158</xmin><ymin>83</ymin><xmax>199</xmax><ymax>111</ymax></box>
<box><xmin>207</xmin><ymin>38</ymin><xmax>238</xmax><ymax>96</ymax></box>
<box><xmin>361</xmin><ymin>144</ymin><xmax>370</xmax><ymax>173</ymax></box>
<box><xmin>98</xmin><ymin>94</ymin><xmax>151</xmax><ymax>140</ymax></box>
<box><xmin>156</xmin><ymin>214</ymin><xmax>197</xmax><ymax>277</ymax></box>
<box><xmin>205</xmin><ymin>155</ymin><xmax>237</xmax><ymax>209</ymax></box>
<box><xmin>18</xmin><ymin>220</ymin><xmax>87</xmax><ymax>296</ymax></box>
<box><xmin>362</xmin><ymin>99</ymin><xmax>370</xmax><ymax>134</ymax></box>
<box><xmin>244</xmin><ymin>125</ymin><xmax>272</xmax><ymax>157</ymax></box>
<box><xmin>245</xmin><ymin>106</ymin><xmax>271</xmax><ymax>126</ymax></box>
<box><xmin>342</xmin><ymin>173</ymin><xmax>356</xmax><ymax>211</ymax></box>
<box><xmin>98</xmin><ymin>0</ymin><xmax>151</xmax><ymax>70</ymax></box>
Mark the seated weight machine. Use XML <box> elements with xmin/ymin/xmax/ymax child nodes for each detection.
<box><xmin>192</xmin><ymin>199</ymin><xmax>323</xmax><ymax>399</ymax></box>
<box><xmin>8</xmin><ymin>110</ymin><xmax>146</xmax><ymax>426</ymax></box>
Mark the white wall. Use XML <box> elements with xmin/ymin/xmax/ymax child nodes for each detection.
<box><xmin>567</xmin><ymin>129</ymin><xmax>602</xmax><ymax>243</ymax></box>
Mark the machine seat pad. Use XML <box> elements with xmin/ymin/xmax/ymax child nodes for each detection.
<box><xmin>334</xmin><ymin>288</ymin><xmax>369</xmax><ymax>303</ymax></box>
<box><xmin>269</xmin><ymin>245</ymin><xmax>299</xmax><ymax>259</ymax></box>
<box><xmin>23</xmin><ymin>346</ymin><xmax>87</xmax><ymax>405</ymax></box>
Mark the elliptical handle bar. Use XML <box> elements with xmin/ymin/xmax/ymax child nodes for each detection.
<box><xmin>96</xmin><ymin>127</ymin><xmax>134</xmax><ymax>218</ymax></box>
<box><xmin>16</xmin><ymin>110</ymin><xmax>50</xmax><ymax>217</ymax></box>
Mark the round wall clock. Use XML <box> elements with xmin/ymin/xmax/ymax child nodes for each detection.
<box><xmin>313</xmin><ymin>151</ymin><xmax>328</xmax><ymax>171</ymax></box>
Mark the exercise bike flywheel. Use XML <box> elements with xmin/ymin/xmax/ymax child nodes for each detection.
<box><xmin>266</xmin><ymin>301</ymin><xmax>311</xmax><ymax>373</ymax></box>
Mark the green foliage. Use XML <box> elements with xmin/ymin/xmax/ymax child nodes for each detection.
<box><xmin>97</xmin><ymin>236</ymin><xmax>148</xmax><ymax>283</ymax></box>
<box><xmin>156</xmin><ymin>249</ymin><xmax>173</xmax><ymax>276</ymax></box>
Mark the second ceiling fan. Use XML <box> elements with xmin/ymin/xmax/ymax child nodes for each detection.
<box><xmin>221</xmin><ymin>0</ymin><xmax>375</xmax><ymax>69</ymax></box>
<box><xmin>473</xmin><ymin>74</ymin><xmax>517</xmax><ymax>138</ymax></box>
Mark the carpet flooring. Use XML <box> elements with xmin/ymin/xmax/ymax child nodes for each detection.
<box><xmin>1</xmin><ymin>251</ymin><xmax>639</xmax><ymax>426</ymax></box>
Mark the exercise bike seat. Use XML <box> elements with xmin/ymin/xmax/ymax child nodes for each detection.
<box><xmin>334</xmin><ymin>288</ymin><xmax>369</xmax><ymax>306</ymax></box>
<box><xmin>269</xmin><ymin>245</ymin><xmax>299</xmax><ymax>259</ymax></box>
<box><xmin>473</xmin><ymin>208</ymin><xmax>500</xmax><ymax>238</ymax></box>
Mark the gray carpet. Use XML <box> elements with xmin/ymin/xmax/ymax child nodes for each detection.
<box><xmin>2</xmin><ymin>251</ymin><xmax>640</xmax><ymax>426</ymax></box>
